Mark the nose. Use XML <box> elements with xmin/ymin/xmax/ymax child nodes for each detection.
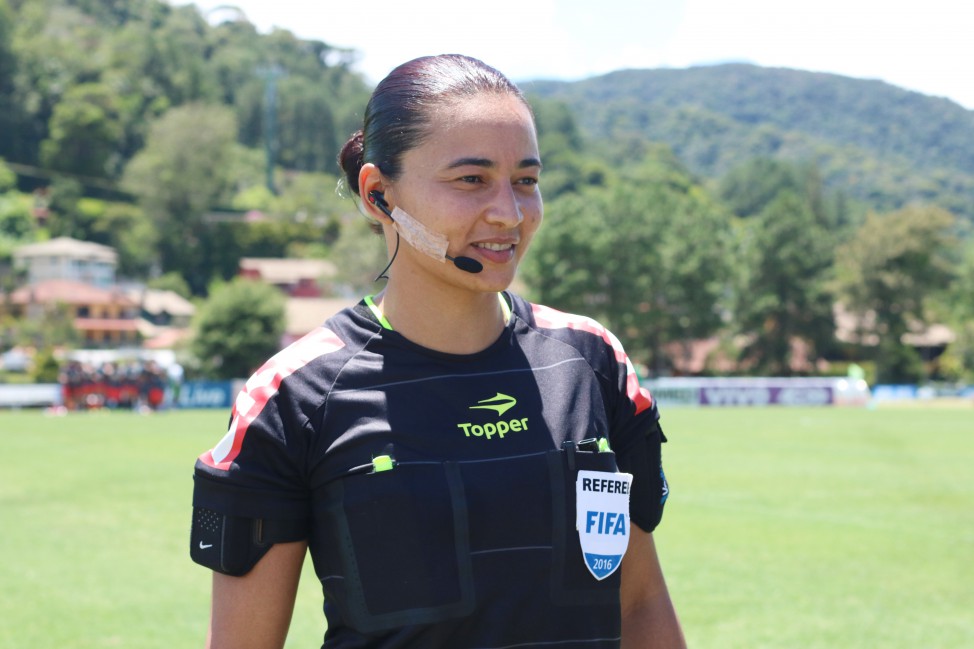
<box><xmin>485</xmin><ymin>182</ymin><xmax>525</xmax><ymax>227</ymax></box>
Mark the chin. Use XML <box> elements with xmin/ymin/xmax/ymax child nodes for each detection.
<box><xmin>473</xmin><ymin>270</ymin><xmax>517</xmax><ymax>293</ymax></box>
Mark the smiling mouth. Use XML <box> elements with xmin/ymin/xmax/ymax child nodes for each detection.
<box><xmin>474</xmin><ymin>242</ymin><xmax>515</xmax><ymax>252</ymax></box>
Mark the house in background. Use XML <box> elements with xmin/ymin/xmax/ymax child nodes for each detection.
<box><xmin>3</xmin><ymin>237</ymin><xmax>196</xmax><ymax>350</ymax></box>
<box><xmin>13</xmin><ymin>237</ymin><xmax>118</xmax><ymax>288</ymax></box>
<box><xmin>3</xmin><ymin>279</ymin><xmax>140</xmax><ymax>347</ymax></box>
<box><xmin>661</xmin><ymin>304</ymin><xmax>956</xmax><ymax>377</ymax></box>
<box><xmin>239</xmin><ymin>257</ymin><xmax>336</xmax><ymax>298</ymax></box>
<box><xmin>126</xmin><ymin>288</ymin><xmax>197</xmax><ymax>350</ymax></box>
<box><xmin>128</xmin><ymin>288</ymin><xmax>195</xmax><ymax>329</ymax></box>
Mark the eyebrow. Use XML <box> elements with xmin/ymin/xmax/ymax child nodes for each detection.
<box><xmin>446</xmin><ymin>157</ymin><xmax>543</xmax><ymax>170</ymax></box>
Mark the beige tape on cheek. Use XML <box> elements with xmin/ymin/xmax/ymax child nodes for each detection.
<box><xmin>390</xmin><ymin>207</ymin><xmax>449</xmax><ymax>262</ymax></box>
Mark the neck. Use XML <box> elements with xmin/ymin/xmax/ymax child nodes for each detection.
<box><xmin>373</xmin><ymin>282</ymin><xmax>508</xmax><ymax>354</ymax></box>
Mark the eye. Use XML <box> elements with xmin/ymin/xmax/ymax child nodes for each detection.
<box><xmin>458</xmin><ymin>175</ymin><xmax>484</xmax><ymax>184</ymax></box>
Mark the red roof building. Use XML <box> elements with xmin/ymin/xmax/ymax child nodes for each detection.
<box><xmin>2</xmin><ymin>279</ymin><xmax>140</xmax><ymax>347</ymax></box>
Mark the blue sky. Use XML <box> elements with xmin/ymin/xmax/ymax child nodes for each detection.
<box><xmin>180</xmin><ymin>0</ymin><xmax>974</xmax><ymax>109</ymax></box>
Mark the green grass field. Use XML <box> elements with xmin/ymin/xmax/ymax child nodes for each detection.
<box><xmin>1</xmin><ymin>406</ymin><xmax>971</xmax><ymax>648</ymax></box>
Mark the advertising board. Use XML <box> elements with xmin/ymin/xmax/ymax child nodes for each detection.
<box><xmin>644</xmin><ymin>377</ymin><xmax>870</xmax><ymax>407</ymax></box>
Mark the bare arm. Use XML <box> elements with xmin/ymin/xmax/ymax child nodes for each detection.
<box><xmin>206</xmin><ymin>541</ymin><xmax>308</xmax><ymax>649</ymax></box>
<box><xmin>620</xmin><ymin>528</ymin><xmax>686</xmax><ymax>649</ymax></box>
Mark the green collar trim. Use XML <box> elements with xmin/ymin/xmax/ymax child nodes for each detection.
<box><xmin>498</xmin><ymin>291</ymin><xmax>512</xmax><ymax>323</ymax></box>
<box><xmin>365</xmin><ymin>292</ymin><xmax>511</xmax><ymax>332</ymax></box>
<box><xmin>364</xmin><ymin>294</ymin><xmax>393</xmax><ymax>330</ymax></box>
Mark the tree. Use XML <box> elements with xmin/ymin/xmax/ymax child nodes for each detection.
<box><xmin>834</xmin><ymin>205</ymin><xmax>958</xmax><ymax>383</ymax></box>
<box><xmin>936</xmin><ymin>238</ymin><xmax>974</xmax><ymax>381</ymax></box>
<box><xmin>266</xmin><ymin>171</ymin><xmax>348</xmax><ymax>246</ymax></box>
<box><xmin>75</xmin><ymin>198</ymin><xmax>158</xmax><ymax>278</ymax></box>
<box><xmin>0</xmin><ymin>157</ymin><xmax>13</xmax><ymax>191</ymax></box>
<box><xmin>0</xmin><ymin>158</ymin><xmax>31</xmax><ymax>252</ymax></box>
<box><xmin>31</xmin><ymin>346</ymin><xmax>60</xmax><ymax>383</ymax></box>
<box><xmin>0</xmin><ymin>187</ymin><xmax>33</xmax><ymax>267</ymax></box>
<box><xmin>719</xmin><ymin>158</ymin><xmax>806</xmax><ymax>218</ymax></box>
<box><xmin>0</xmin><ymin>0</ymin><xmax>373</xmax><ymax>190</ymax></box>
<box><xmin>13</xmin><ymin>301</ymin><xmax>80</xmax><ymax>351</ymax></box>
<box><xmin>330</xmin><ymin>214</ymin><xmax>390</xmax><ymax>296</ymax></box>
<box><xmin>0</xmin><ymin>188</ymin><xmax>33</xmax><ymax>240</ymax></box>
<box><xmin>0</xmin><ymin>178</ymin><xmax>32</xmax><ymax>267</ymax></box>
<box><xmin>142</xmin><ymin>5</ymin><xmax>219</xmax><ymax>106</ymax></box>
<box><xmin>40</xmin><ymin>83</ymin><xmax>124</xmax><ymax>178</ymax></box>
<box><xmin>5</xmin><ymin>2</ymin><xmax>108</xmax><ymax>165</ymax></box>
<box><xmin>734</xmin><ymin>190</ymin><xmax>837</xmax><ymax>375</ymax></box>
<box><xmin>0</xmin><ymin>0</ymin><xmax>18</xmax><ymax>159</ymax></box>
<box><xmin>122</xmin><ymin>103</ymin><xmax>239</xmax><ymax>293</ymax></box>
<box><xmin>274</xmin><ymin>76</ymin><xmax>338</xmax><ymax>172</ymax></box>
<box><xmin>44</xmin><ymin>177</ymin><xmax>86</xmax><ymax>239</ymax></box>
<box><xmin>526</xmin><ymin>95</ymin><xmax>607</xmax><ymax>200</ymax></box>
<box><xmin>190</xmin><ymin>278</ymin><xmax>285</xmax><ymax>379</ymax></box>
<box><xmin>524</xmin><ymin>151</ymin><xmax>733</xmax><ymax>374</ymax></box>
<box><xmin>148</xmin><ymin>272</ymin><xmax>192</xmax><ymax>299</ymax></box>
<box><xmin>717</xmin><ymin>157</ymin><xmax>853</xmax><ymax>231</ymax></box>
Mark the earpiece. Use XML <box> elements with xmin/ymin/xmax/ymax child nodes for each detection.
<box><xmin>368</xmin><ymin>191</ymin><xmax>394</xmax><ymax>219</ymax></box>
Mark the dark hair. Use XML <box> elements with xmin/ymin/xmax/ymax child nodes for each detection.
<box><xmin>338</xmin><ymin>54</ymin><xmax>529</xmax><ymax>197</ymax></box>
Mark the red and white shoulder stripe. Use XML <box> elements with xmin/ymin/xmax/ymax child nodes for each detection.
<box><xmin>199</xmin><ymin>327</ymin><xmax>345</xmax><ymax>471</ymax></box>
<box><xmin>531</xmin><ymin>303</ymin><xmax>654</xmax><ymax>415</ymax></box>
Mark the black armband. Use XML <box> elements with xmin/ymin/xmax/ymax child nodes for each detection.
<box><xmin>616</xmin><ymin>420</ymin><xmax>669</xmax><ymax>533</ymax></box>
<box><xmin>190</xmin><ymin>507</ymin><xmax>308</xmax><ymax>576</ymax></box>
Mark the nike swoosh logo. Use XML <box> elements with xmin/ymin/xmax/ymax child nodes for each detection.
<box><xmin>469</xmin><ymin>393</ymin><xmax>517</xmax><ymax>417</ymax></box>
<box><xmin>199</xmin><ymin>541</ymin><xmax>213</xmax><ymax>550</ymax></box>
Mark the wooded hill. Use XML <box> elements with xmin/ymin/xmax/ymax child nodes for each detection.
<box><xmin>527</xmin><ymin>65</ymin><xmax>974</xmax><ymax>223</ymax></box>
<box><xmin>1</xmin><ymin>0</ymin><xmax>972</xmax><ymax>383</ymax></box>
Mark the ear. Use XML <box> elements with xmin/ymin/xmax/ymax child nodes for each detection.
<box><xmin>359</xmin><ymin>163</ymin><xmax>394</xmax><ymax>224</ymax></box>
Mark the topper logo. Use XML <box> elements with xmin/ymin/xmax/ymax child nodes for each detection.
<box><xmin>457</xmin><ymin>393</ymin><xmax>526</xmax><ymax>440</ymax></box>
<box><xmin>468</xmin><ymin>393</ymin><xmax>517</xmax><ymax>416</ymax></box>
<box><xmin>456</xmin><ymin>417</ymin><xmax>528</xmax><ymax>440</ymax></box>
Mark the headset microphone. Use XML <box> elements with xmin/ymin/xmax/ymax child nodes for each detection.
<box><xmin>447</xmin><ymin>254</ymin><xmax>484</xmax><ymax>274</ymax></box>
<box><xmin>368</xmin><ymin>191</ymin><xmax>484</xmax><ymax>274</ymax></box>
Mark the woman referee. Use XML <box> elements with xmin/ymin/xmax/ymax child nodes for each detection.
<box><xmin>190</xmin><ymin>53</ymin><xmax>685</xmax><ymax>649</ymax></box>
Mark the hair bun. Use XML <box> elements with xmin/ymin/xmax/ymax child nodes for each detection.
<box><xmin>338</xmin><ymin>129</ymin><xmax>365</xmax><ymax>196</ymax></box>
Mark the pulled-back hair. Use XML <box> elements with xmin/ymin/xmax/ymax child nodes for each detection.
<box><xmin>338</xmin><ymin>54</ymin><xmax>529</xmax><ymax>197</ymax></box>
